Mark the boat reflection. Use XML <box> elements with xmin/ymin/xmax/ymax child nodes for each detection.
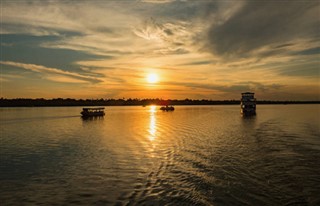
<box><xmin>81</xmin><ymin>116</ymin><xmax>104</xmax><ymax>121</ymax></box>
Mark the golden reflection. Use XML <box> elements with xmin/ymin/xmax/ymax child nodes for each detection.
<box><xmin>148</xmin><ymin>105</ymin><xmax>157</xmax><ymax>141</ymax></box>
<box><xmin>149</xmin><ymin>105</ymin><xmax>156</xmax><ymax>113</ymax></box>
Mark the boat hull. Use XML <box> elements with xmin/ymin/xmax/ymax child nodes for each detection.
<box><xmin>241</xmin><ymin>109</ymin><xmax>256</xmax><ymax>116</ymax></box>
<box><xmin>160</xmin><ymin>106</ymin><xmax>175</xmax><ymax>111</ymax></box>
<box><xmin>81</xmin><ymin>111</ymin><xmax>105</xmax><ymax>117</ymax></box>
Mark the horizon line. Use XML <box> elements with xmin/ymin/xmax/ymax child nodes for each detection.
<box><xmin>1</xmin><ymin>98</ymin><xmax>319</xmax><ymax>102</ymax></box>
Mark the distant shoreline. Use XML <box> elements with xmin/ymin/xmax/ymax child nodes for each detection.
<box><xmin>0</xmin><ymin>98</ymin><xmax>319</xmax><ymax>107</ymax></box>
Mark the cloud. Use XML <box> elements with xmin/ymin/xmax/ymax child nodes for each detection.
<box><xmin>1</xmin><ymin>0</ymin><xmax>319</xmax><ymax>100</ymax></box>
<box><xmin>134</xmin><ymin>18</ymin><xmax>193</xmax><ymax>43</ymax></box>
<box><xmin>276</xmin><ymin>61</ymin><xmax>320</xmax><ymax>78</ymax></box>
<box><xmin>133</xmin><ymin>17</ymin><xmax>205</xmax><ymax>55</ymax></box>
<box><xmin>162</xmin><ymin>80</ymin><xmax>284</xmax><ymax>94</ymax></box>
<box><xmin>293</xmin><ymin>47</ymin><xmax>320</xmax><ymax>56</ymax></box>
<box><xmin>1</xmin><ymin>34</ymin><xmax>110</xmax><ymax>75</ymax></box>
<box><xmin>0</xmin><ymin>74</ymin><xmax>26</xmax><ymax>83</ymax></box>
<box><xmin>43</xmin><ymin>74</ymin><xmax>88</xmax><ymax>83</ymax></box>
<box><xmin>141</xmin><ymin>0</ymin><xmax>175</xmax><ymax>3</ymax></box>
<box><xmin>206</xmin><ymin>0</ymin><xmax>320</xmax><ymax>58</ymax></box>
<box><xmin>0</xmin><ymin>61</ymin><xmax>103</xmax><ymax>83</ymax></box>
<box><xmin>178</xmin><ymin>60</ymin><xmax>212</xmax><ymax>66</ymax></box>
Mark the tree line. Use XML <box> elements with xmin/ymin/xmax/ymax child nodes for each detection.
<box><xmin>0</xmin><ymin>98</ymin><xmax>319</xmax><ymax>107</ymax></box>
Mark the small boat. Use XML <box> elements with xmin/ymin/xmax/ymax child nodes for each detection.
<box><xmin>160</xmin><ymin>105</ymin><xmax>175</xmax><ymax>111</ymax></box>
<box><xmin>81</xmin><ymin>107</ymin><xmax>105</xmax><ymax>117</ymax></box>
<box><xmin>240</xmin><ymin>92</ymin><xmax>256</xmax><ymax>115</ymax></box>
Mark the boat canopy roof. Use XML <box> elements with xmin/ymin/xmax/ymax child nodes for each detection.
<box><xmin>82</xmin><ymin>107</ymin><xmax>105</xmax><ymax>111</ymax></box>
<box><xmin>242</xmin><ymin>92</ymin><xmax>254</xmax><ymax>95</ymax></box>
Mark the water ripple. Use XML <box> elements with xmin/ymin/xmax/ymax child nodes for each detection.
<box><xmin>1</xmin><ymin>105</ymin><xmax>320</xmax><ymax>205</ymax></box>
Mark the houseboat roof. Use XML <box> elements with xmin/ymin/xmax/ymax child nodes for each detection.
<box><xmin>82</xmin><ymin>107</ymin><xmax>105</xmax><ymax>111</ymax></box>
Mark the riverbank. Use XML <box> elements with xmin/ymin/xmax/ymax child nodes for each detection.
<box><xmin>0</xmin><ymin>98</ymin><xmax>319</xmax><ymax>107</ymax></box>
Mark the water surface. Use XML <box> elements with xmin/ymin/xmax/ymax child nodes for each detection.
<box><xmin>1</xmin><ymin>105</ymin><xmax>320</xmax><ymax>205</ymax></box>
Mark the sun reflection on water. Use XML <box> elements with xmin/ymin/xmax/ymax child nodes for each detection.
<box><xmin>148</xmin><ymin>106</ymin><xmax>157</xmax><ymax>141</ymax></box>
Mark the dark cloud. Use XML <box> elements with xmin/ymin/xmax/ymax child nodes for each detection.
<box><xmin>0</xmin><ymin>34</ymin><xmax>110</xmax><ymax>76</ymax></box>
<box><xmin>1</xmin><ymin>22</ymin><xmax>81</xmax><ymax>36</ymax></box>
<box><xmin>206</xmin><ymin>0</ymin><xmax>319</xmax><ymax>58</ymax></box>
<box><xmin>273</xmin><ymin>43</ymin><xmax>295</xmax><ymax>49</ymax></box>
<box><xmin>135</xmin><ymin>0</ymin><xmax>235</xmax><ymax>30</ymax></box>
<box><xmin>293</xmin><ymin>47</ymin><xmax>320</xmax><ymax>56</ymax></box>
<box><xmin>144</xmin><ymin>1</ymin><xmax>220</xmax><ymax>21</ymax></box>
<box><xmin>178</xmin><ymin>60</ymin><xmax>212</xmax><ymax>66</ymax></box>
<box><xmin>163</xmin><ymin>28</ymin><xmax>174</xmax><ymax>35</ymax></box>
<box><xmin>277</xmin><ymin>61</ymin><xmax>320</xmax><ymax>77</ymax></box>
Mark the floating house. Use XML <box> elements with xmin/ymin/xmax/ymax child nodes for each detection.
<box><xmin>240</xmin><ymin>92</ymin><xmax>256</xmax><ymax>115</ymax></box>
<box><xmin>81</xmin><ymin>107</ymin><xmax>105</xmax><ymax>117</ymax></box>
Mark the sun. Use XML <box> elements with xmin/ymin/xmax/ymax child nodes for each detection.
<box><xmin>147</xmin><ymin>73</ymin><xmax>159</xmax><ymax>84</ymax></box>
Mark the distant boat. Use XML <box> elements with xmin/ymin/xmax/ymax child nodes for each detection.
<box><xmin>160</xmin><ymin>105</ymin><xmax>175</xmax><ymax>111</ymax></box>
<box><xmin>240</xmin><ymin>92</ymin><xmax>256</xmax><ymax>115</ymax></box>
<box><xmin>81</xmin><ymin>107</ymin><xmax>105</xmax><ymax>117</ymax></box>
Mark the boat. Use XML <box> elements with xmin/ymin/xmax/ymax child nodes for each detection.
<box><xmin>240</xmin><ymin>92</ymin><xmax>256</xmax><ymax>115</ymax></box>
<box><xmin>160</xmin><ymin>105</ymin><xmax>175</xmax><ymax>111</ymax></box>
<box><xmin>81</xmin><ymin>107</ymin><xmax>105</xmax><ymax>117</ymax></box>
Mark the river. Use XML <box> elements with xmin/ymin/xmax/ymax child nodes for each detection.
<box><xmin>1</xmin><ymin>105</ymin><xmax>320</xmax><ymax>205</ymax></box>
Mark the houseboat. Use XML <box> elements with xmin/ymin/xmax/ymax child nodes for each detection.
<box><xmin>160</xmin><ymin>105</ymin><xmax>175</xmax><ymax>111</ymax></box>
<box><xmin>240</xmin><ymin>92</ymin><xmax>256</xmax><ymax>115</ymax></box>
<box><xmin>81</xmin><ymin>107</ymin><xmax>105</xmax><ymax>117</ymax></box>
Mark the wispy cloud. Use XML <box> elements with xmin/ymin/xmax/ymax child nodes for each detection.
<box><xmin>141</xmin><ymin>0</ymin><xmax>175</xmax><ymax>3</ymax></box>
<box><xmin>0</xmin><ymin>61</ymin><xmax>103</xmax><ymax>83</ymax></box>
<box><xmin>163</xmin><ymin>80</ymin><xmax>284</xmax><ymax>93</ymax></box>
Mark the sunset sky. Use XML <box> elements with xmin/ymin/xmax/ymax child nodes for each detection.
<box><xmin>1</xmin><ymin>0</ymin><xmax>319</xmax><ymax>100</ymax></box>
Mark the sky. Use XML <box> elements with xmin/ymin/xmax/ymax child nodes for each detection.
<box><xmin>1</xmin><ymin>0</ymin><xmax>319</xmax><ymax>100</ymax></box>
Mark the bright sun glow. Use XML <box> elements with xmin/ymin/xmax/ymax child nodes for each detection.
<box><xmin>147</xmin><ymin>73</ymin><xmax>159</xmax><ymax>84</ymax></box>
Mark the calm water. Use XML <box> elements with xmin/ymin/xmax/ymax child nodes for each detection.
<box><xmin>1</xmin><ymin>105</ymin><xmax>320</xmax><ymax>205</ymax></box>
